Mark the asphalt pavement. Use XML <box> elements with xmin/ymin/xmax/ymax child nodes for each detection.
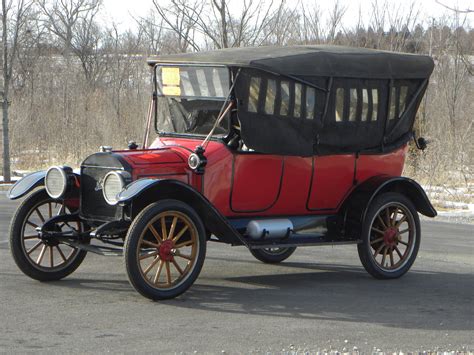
<box><xmin>0</xmin><ymin>193</ymin><xmax>472</xmax><ymax>353</ymax></box>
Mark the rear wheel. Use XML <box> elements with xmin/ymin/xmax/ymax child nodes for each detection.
<box><xmin>250</xmin><ymin>247</ymin><xmax>296</xmax><ymax>264</ymax></box>
<box><xmin>358</xmin><ymin>192</ymin><xmax>420</xmax><ymax>279</ymax></box>
<box><xmin>124</xmin><ymin>200</ymin><xmax>206</xmax><ymax>300</ymax></box>
<box><xmin>10</xmin><ymin>189</ymin><xmax>87</xmax><ymax>281</ymax></box>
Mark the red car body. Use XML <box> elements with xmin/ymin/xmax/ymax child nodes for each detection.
<box><xmin>113</xmin><ymin>137</ymin><xmax>408</xmax><ymax>217</ymax></box>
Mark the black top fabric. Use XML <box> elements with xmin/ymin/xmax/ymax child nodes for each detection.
<box><xmin>148</xmin><ymin>45</ymin><xmax>434</xmax><ymax>79</ymax></box>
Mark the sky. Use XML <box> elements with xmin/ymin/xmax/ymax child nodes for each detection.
<box><xmin>98</xmin><ymin>0</ymin><xmax>473</xmax><ymax>32</ymax></box>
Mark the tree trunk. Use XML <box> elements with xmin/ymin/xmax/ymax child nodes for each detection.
<box><xmin>2</xmin><ymin>0</ymin><xmax>11</xmax><ymax>183</ymax></box>
<box><xmin>2</xmin><ymin>96</ymin><xmax>11</xmax><ymax>183</ymax></box>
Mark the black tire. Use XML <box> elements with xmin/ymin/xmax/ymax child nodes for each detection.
<box><xmin>9</xmin><ymin>189</ymin><xmax>87</xmax><ymax>282</ymax></box>
<box><xmin>357</xmin><ymin>192</ymin><xmax>420</xmax><ymax>279</ymax></box>
<box><xmin>250</xmin><ymin>247</ymin><xmax>296</xmax><ymax>264</ymax></box>
<box><xmin>124</xmin><ymin>199</ymin><xmax>206</xmax><ymax>300</ymax></box>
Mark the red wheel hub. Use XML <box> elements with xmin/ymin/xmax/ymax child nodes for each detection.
<box><xmin>383</xmin><ymin>227</ymin><xmax>398</xmax><ymax>247</ymax></box>
<box><xmin>159</xmin><ymin>240</ymin><xmax>175</xmax><ymax>261</ymax></box>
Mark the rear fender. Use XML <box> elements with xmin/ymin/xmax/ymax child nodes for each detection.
<box><xmin>118</xmin><ymin>179</ymin><xmax>247</xmax><ymax>246</ymax></box>
<box><xmin>340</xmin><ymin>176</ymin><xmax>436</xmax><ymax>239</ymax></box>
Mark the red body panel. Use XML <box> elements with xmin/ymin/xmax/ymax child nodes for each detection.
<box><xmin>112</xmin><ymin>137</ymin><xmax>408</xmax><ymax>217</ymax></box>
<box><xmin>231</xmin><ymin>155</ymin><xmax>283</xmax><ymax>212</ymax></box>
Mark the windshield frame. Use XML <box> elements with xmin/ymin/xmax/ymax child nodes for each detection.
<box><xmin>153</xmin><ymin>63</ymin><xmax>232</xmax><ymax>140</ymax></box>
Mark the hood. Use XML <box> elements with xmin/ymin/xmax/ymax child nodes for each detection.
<box><xmin>82</xmin><ymin>147</ymin><xmax>188</xmax><ymax>171</ymax></box>
<box><xmin>116</xmin><ymin>148</ymin><xmax>186</xmax><ymax>166</ymax></box>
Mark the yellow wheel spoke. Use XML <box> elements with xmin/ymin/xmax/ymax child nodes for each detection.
<box><xmin>174</xmin><ymin>240</ymin><xmax>193</xmax><ymax>249</ymax></box>
<box><xmin>143</xmin><ymin>256</ymin><xmax>161</xmax><ymax>275</ymax></box>
<box><xmin>23</xmin><ymin>235</ymin><xmax>39</xmax><ymax>240</ymax></box>
<box><xmin>36</xmin><ymin>209</ymin><xmax>45</xmax><ymax>223</ymax></box>
<box><xmin>371</xmin><ymin>227</ymin><xmax>385</xmax><ymax>235</ymax></box>
<box><xmin>27</xmin><ymin>241</ymin><xmax>43</xmax><ymax>255</ymax></box>
<box><xmin>385</xmin><ymin>208</ymin><xmax>391</xmax><ymax>227</ymax></box>
<box><xmin>161</xmin><ymin>217</ymin><xmax>168</xmax><ymax>240</ymax></box>
<box><xmin>36</xmin><ymin>245</ymin><xmax>47</xmax><ymax>264</ymax></box>
<box><xmin>141</xmin><ymin>240</ymin><xmax>160</xmax><ymax>249</ymax></box>
<box><xmin>27</xmin><ymin>221</ymin><xmax>39</xmax><ymax>229</ymax></box>
<box><xmin>392</xmin><ymin>208</ymin><xmax>398</xmax><ymax>226</ymax></box>
<box><xmin>168</xmin><ymin>216</ymin><xmax>178</xmax><ymax>240</ymax></box>
<box><xmin>394</xmin><ymin>246</ymin><xmax>403</xmax><ymax>259</ymax></box>
<box><xmin>370</xmin><ymin>237</ymin><xmax>384</xmax><ymax>245</ymax></box>
<box><xmin>153</xmin><ymin>261</ymin><xmax>164</xmax><ymax>284</ymax></box>
<box><xmin>381</xmin><ymin>246</ymin><xmax>388</xmax><ymax>267</ymax></box>
<box><xmin>56</xmin><ymin>246</ymin><xmax>67</xmax><ymax>262</ymax></box>
<box><xmin>377</xmin><ymin>215</ymin><xmax>387</xmax><ymax>229</ymax></box>
<box><xmin>140</xmin><ymin>251</ymin><xmax>159</xmax><ymax>260</ymax></box>
<box><xmin>172</xmin><ymin>259</ymin><xmax>184</xmax><ymax>275</ymax></box>
<box><xmin>395</xmin><ymin>215</ymin><xmax>407</xmax><ymax>228</ymax></box>
<box><xmin>373</xmin><ymin>243</ymin><xmax>385</xmax><ymax>258</ymax></box>
<box><xmin>172</xmin><ymin>225</ymin><xmax>189</xmax><ymax>244</ymax></box>
<box><xmin>49</xmin><ymin>246</ymin><xmax>54</xmax><ymax>267</ymax></box>
<box><xmin>165</xmin><ymin>261</ymin><xmax>172</xmax><ymax>285</ymax></box>
<box><xmin>148</xmin><ymin>224</ymin><xmax>163</xmax><ymax>244</ymax></box>
<box><xmin>176</xmin><ymin>253</ymin><xmax>192</xmax><ymax>261</ymax></box>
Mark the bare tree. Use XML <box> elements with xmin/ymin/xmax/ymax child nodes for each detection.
<box><xmin>151</xmin><ymin>0</ymin><xmax>202</xmax><ymax>52</ymax></box>
<box><xmin>300</xmin><ymin>2</ymin><xmax>322</xmax><ymax>44</ymax></box>
<box><xmin>326</xmin><ymin>0</ymin><xmax>346</xmax><ymax>44</ymax></box>
<box><xmin>1</xmin><ymin>0</ymin><xmax>33</xmax><ymax>182</ymax></box>
<box><xmin>435</xmin><ymin>1</ymin><xmax>473</xmax><ymax>13</ymax></box>
<box><xmin>39</xmin><ymin>0</ymin><xmax>103</xmax><ymax>84</ymax></box>
<box><xmin>152</xmin><ymin>0</ymin><xmax>286</xmax><ymax>50</ymax></box>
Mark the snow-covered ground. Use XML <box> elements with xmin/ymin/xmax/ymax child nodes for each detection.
<box><xmin>423</xmin><ymin>184</ymin><xmax>474</xmax><ymax>224</ymax></box>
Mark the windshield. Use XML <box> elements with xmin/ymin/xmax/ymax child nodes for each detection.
<box><xmin>154</xmin><ymin>65</ymin><xmax>230</xmax><ymax>136</ymax></box>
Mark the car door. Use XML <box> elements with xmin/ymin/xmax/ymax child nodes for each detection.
<box><xmin>307</xmin><ymin>154</ymin><xmax>356</xmax><ymax>211</ymax></box>
<box><xmin>230</xmin><ymin>153</ymin><xmax>284</xmax><ymax>213</ymax></box>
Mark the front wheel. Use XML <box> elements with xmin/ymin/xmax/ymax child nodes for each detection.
<box><xmin>357</xmin><ymin>192</ymin><xmax>420</xmax><ymax>279</ymax></box>
<box><xmin>9</xmin><ymin>189</ymin><xmax>87</xmax><ymax>281</ymax></box>
<box><xmin>124</xmin><ymin>199</ymin><xmax>206</xmax><ymax>300</ymax></box>
<box><xmin>250</xmin><ymin>247</ymin><xmax>296</xmax><ymax>264</ymax></box>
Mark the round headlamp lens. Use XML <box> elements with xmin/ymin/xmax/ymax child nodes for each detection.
<box><xmin>45</xmin><ymin>166</ymin><xmax>67</xmax><ymax>199</ymax></box>
<box><xmin>103</xmin><ymin>172</ymin><xmax>125</xmax><ymax>205</ymax></box>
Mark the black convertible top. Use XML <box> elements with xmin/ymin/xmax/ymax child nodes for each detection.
<box><xmin>147</xmin><ymin>45</ymin><xmax>434</xmax><ymax>79</ymax></box>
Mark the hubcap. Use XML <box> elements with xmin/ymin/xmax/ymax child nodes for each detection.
<box><xmin>159</xmin><ymin>240</ymin><xmax>175</xmax><ymax>261</ymax></box>
<box><xmin>383</xmin><ymin>227</ymin><xmax>398</xmax><ymax>247</ymax></box>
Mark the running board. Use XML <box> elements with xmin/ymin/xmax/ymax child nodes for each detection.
<box><xmin>247</xmin><ymin>234</ymin><xmax>360</xmax><ymax>249</ymax></box>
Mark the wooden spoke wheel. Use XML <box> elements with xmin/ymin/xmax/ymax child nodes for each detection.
<box><xmin>124</xmin><ymin>199</ymin><xmax>206</xmax><ymax>300</ymax></box>
<box><xmin>358</xmin><ymin>192</ymin><xmax>420</xmax><ymax>279</ymax></box>
<box><xmin>10</xmin><ymin>189</ymin><xmax>88</xmax><ymax>281</ymax></box>
<box><xmin>250</xmin><ymin>247</ymin><xmax>296</xmax><ymax>264</ymax></box>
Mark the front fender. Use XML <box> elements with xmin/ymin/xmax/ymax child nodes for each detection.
<box><xmin>7</xmin><ymin>171</ymin><xmax>46</xmax><ymax>200</ymax></box>
<box><xmin>118</xmin><ymin>179</ymin><xmax>247</xmax><ymax>246</ymax></box>
<box><xmin>341</xmin><ymin>175</ymin><xmax>436</xmax><ymax>238</ymax></box>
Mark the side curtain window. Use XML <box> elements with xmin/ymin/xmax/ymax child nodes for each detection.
<box><xmin>388</xmin><ymin>81</ymin><xmax>412</xmax><ymax>120</ymax></box>
<box><xmin>332</xmin><ymin>80</ymin><xmax>383</xmax><ymax>123</ymax></box>
<box><xmin>244</xmin><ymin>72</ymin><xmax>323</xmax><ymax>121</ymax></box>
<box><xmin>247</xmin><ymin>77</ymin><xmax>261</xmax><ymax>113</ymax></box>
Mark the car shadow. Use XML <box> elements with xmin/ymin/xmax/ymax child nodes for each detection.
<box><xmin>43</xmin><ymin>261</ymin><xmax>474</xmax><ymax>332</ymax></box>
<box><xmin>172</xmin><ymin>265</ymin><xmax>473</xmax><ymax>331</ymax></box>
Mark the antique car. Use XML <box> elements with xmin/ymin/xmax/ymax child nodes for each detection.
<box><xmin>8</xmin><ymin>45</ymin><xmax>436</xmax><ymax>300</ymax></box>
